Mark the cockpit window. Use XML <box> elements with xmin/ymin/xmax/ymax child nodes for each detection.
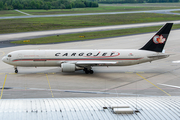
<box><xmin>8</xmin><ymin>54</ymin><xmax>12</xmax><ymax>57</ymax></box>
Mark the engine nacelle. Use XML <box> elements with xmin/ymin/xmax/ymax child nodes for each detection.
<box><xmin>61</xmin><ymin>63</ymin><xmax>76</xmax><ymax>72</ymax></box>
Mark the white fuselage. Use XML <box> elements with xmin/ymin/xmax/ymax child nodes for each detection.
<box><xmin>2</xmin><ymin>49</ymin><xmax>168</xmax><ymax>67</ymax></box>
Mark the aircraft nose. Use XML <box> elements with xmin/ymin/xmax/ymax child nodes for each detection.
<box><xmin>2</xmin><ymin>56</ymin><xmax>6</xmax><ymax>63</ymax></box>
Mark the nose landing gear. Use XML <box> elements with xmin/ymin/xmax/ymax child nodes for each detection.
<box><xmin>14</xmin><ymin>67</ymin><xmax>18</xmax><ymax>73</ymax></box>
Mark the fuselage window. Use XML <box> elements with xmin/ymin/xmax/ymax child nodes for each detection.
<box><xmin>8</xmin><ymin>54</ymin><xmax>12</xmax><ymax>57</ymax></box>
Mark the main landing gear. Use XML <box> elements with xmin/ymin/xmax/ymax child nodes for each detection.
<box><xmin>14</xmin><ymin>67</ymin><xmax>18</xmax><ymax>73</ymax></box>
<box><xmin>83</xmin><ymin>68</ymin><xmax>94</xmax><ymax>74</ymax></box>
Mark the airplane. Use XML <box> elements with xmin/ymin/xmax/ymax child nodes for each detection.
<box><xmin>2</xmin><ymin>23</ymin><xmax>173</xmax><ymax>74</ymax></box>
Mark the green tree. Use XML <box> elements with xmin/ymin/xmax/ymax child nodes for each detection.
<box><xmin>3</xmin><ymin>3</ymin><xmax>8</xmax><ymax>10</ymax></box>
<box><xmin>39</xmin><ymin>1</ymin><xmax>44</xmax><ymax>9</ymax></box>
<box><xmin>47</xmin><ymin>2</ymin><xmax>51</xmax><ymax>9</ymax></box>
<box><xmin>71</xmin><ymin>2</ymin><xmax>75</xmax><ymax>8</ymax></box>
<box><xmin>65</xmin><ymin>4</ymin><xmax>72</xmax><ymax>9</ymax></box>
<box><xmin>43</xmin><ymin>3</ymin><xmax>48</xmax><ymax>10</ymax></box>
<box><xmin>5</xmin><ymin>0</ymin><xmax>11</xmax><ymax>5</ymax></box>
<box><xmin>1</xmin><ymin>0</ymin><xmax>99</xmax><ymax>10</ymax></box>
<box><xmin>91</xmin><ymin>2</ymin><xmax>98</xmax><ymax>7</ymax></box>
<box><xmin>60</xmin><ymin>4</ymin><xmax>66</xmax><ymax>9</ymax></box>
<box><xmin>75</xmin><ymin>2</ymin><xmax>85</xmax><ymax>8</ymax></box>
<box><xmin>51</xmin><ymin>1</ymin><xmax>58</xmax><ymax>8</ymax></box>
<box><xmin>18</xmin><ymin>3</ymin><xmax>24</xmax><ymax>9</ymax></box>
<box><xmin>84</xmin><ymin>1</ymin><xmax>91</xmax><ymax>7</ymax></box>
<box><xmin>30</xmin><ymin>0</ymin><xmax>36</xmax><ymax>9</ymax></box>
<box><xmin>0</xmin><ymin>1</ymin><xmax>3</xmax><ymax>10</ymax></box>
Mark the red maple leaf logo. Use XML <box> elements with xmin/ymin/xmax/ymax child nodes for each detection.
<box><xmin>153</xmin><ymin>35</ymin><xmax>166</xmax><ymax>44</ymax></box>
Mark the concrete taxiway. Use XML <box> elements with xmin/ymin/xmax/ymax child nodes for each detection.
<box><xmin>0</xmin><ymin>29</ymin><xmax>180</xmax><ymax>99</ymax></box>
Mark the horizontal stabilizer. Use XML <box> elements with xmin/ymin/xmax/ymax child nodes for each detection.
<box><xmin>147</xmin><ymin>54</ymin><xmax>170</xmax><ymax>59</ymax></box>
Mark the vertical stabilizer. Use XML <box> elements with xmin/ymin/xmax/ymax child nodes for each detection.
<box><xmin>140</xmin><ymin>23</ymin><xmax>173</xmax><ymax>52</ymax></box>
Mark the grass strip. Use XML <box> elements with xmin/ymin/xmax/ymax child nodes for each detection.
<box><xmin>0</xmin><ymin>10</ymin><xmax>25</xmax><ymax>17</ymax></box>
<box><xmin>11</xmin><ymin>24</ymin><xmax>180</xmax><ymax>44</ymax></box>
<box><xmin>172</xmin><ymin>11</ymin><xmax>180</xmax><ymax>13</ymax></box>
<box><xmin>1</xmin><ymin>13</ymin><xmax>180</xmax><ymax>34</ymax></box>
<box><xmin>21</xmin><ymin>6</ymin><xmax>180</xmax><ymax>15</ymax></box>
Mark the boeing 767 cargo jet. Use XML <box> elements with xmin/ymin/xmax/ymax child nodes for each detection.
<box><xmin>2</xmin><ymin>23</ymin><xmax>173</xmax><ymax>74</ymax></box>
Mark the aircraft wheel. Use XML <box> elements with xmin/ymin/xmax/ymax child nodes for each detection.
<box><xmin>84</xmin><ymin>68</ymin><xmax>89</xmax><ymax>74</ymax></box>
<box><xmin>85</xmin><ymin>70</ymin><xmax>89</xmax><ymax>74</ymax></box>
<box><xmin>15</xmin><ymin>69</ymin><xmax>18</xmax><ymax>73</ymax></box>
<box><xmin>83</xmin><ymin>68</ymin><xmax>87</xmax><ymax>71</ymax></box>
<box><xmin>89</xmin><ymin>70</ymin><xmax>94</xmax><ymax>74</ymax></box>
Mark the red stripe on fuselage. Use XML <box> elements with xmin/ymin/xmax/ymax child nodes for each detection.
<box><xmin>33</xmin><ymin>59</ymin><xmax>47</xmax><ymax>61</ymax></box>
<box><xmin>12</xmin><ymin>58</ymin><xmax>143</xmax><ymax>62</ymax></box>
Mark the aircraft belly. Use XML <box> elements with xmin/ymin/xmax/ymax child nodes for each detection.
<box><xmin>117</xmin><ymin>60</ymin><xmax>140</xmax><ymax>66</ymax></box>
<box><xmin>12</xmin><ymin>59</ymin><xmax>143</xmax><ymax>67</ymax></box>
<box><xmin>12</xmin><ymin>61</ymin><xmax>34</xmax><ymax>66</ymax></box>
<box><xmin>13</xmin><ymin>60</ymin><xmax>60</xmax><ymax>67</ymax></box>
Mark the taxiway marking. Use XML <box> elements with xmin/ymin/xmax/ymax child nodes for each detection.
<box><xmin>0</xmin><ymin>75</ymin><xmax>7</xmax><ymax>99</ymax></box>
<box><xmin>46</xmin><ymin>74</ymin><xmax>54</xmax><ymax>98</ymax></box>
<box><xmin>136</xmin><ymin>73</ymin><xmax>171</xmax><ymax>96</ymax></box>
<box><xmin>9</xmin><ymin>73</ymin><xmax>16</xmax><ymax>75</ymax></box>
<box><xmin>158</xmin><ymin>83</ymin><xmax>180</xmax><ymax>89</ymax></box>
<box><xmin>0</xmin><ymin>50</ymin><xmax>5</xmax><ymax>57</ymax></box>
<box><xmin>15</xmin><ymin>9</ymin><xmax>31</xmax><ymax>16</ymax></box>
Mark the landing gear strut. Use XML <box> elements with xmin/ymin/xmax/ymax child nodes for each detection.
<box><xmin>84</xmin><ymin>68</ymin><xmax>94</xmax><ymax>74</ymax></box>
<box><xmin>14</xmin><ymin>67</ymin><xmax>18</xmax><ymax>73</ymax></box>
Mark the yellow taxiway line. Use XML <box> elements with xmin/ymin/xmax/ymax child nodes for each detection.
<box><xmin>0</xmin><ymin>75</ymin><xmax>7</xmax><ymax>99</ymax></box>
<box><xmin>46</xmin><ymin>74</ymin><xmax>54</xmax><ymax>98</ymax></box>
<box><xmin>136</xmin><ymin>73</ymin><xmax>171</xmax><ymax>96</ymax></box>
<box><xmin>0</xmin><ymin>50</ymin><xmax>5</xmax><ymax>57</ymax></box>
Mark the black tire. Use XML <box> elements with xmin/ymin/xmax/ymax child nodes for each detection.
<box><xmin>15</xmin><ymin>70</ymin><xmax>18</xmax><ymax>73</ymax></box>
<box><xmin>89</xmin><ymin>70</ymin><xmax>94</xmax><ymax>74</ymax></box>
<box><xmin>85</xmin><ymin>70</ymin><xmax>89</xmax><ymax>74</ymax></box>
<box><xmin>83</xmin><ymin>68</ymin><xmax>87</xmax><ymax>71</ymax></box>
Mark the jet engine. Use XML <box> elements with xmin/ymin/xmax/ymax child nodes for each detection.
<box><xmin>61</xmin><ymin>63</ymin><xmax>76</xmax><ymax>72</ymax></box>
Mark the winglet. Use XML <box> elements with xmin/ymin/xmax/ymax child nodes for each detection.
<box><xmin>140</xmin><ymin>23</ymin><xmax>173</xmax><ymax>52</ymax></box>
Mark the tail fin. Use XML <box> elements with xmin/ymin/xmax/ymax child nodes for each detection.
<box><xmin>140</xmin><ymin>23</ymin><xmax>173</xmax><ymax>52</ymax></box>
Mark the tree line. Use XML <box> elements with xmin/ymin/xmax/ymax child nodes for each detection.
<box><xmin>0</xmin><ymin>0</ymin><xmax>99</xmax><ymax>10</ymax></box>
<box><xmin>88</xmin><ymin>0</ymin><xmax>179</xmax><ymax>3</ymax></box>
